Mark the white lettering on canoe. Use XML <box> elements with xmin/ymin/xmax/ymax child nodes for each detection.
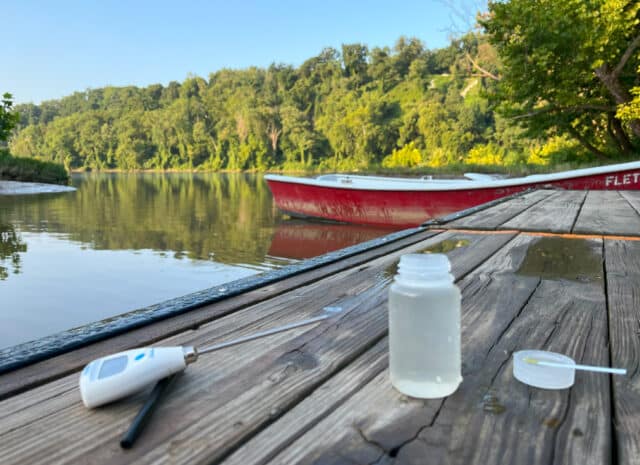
<box><xmin>605</xmin><ymin>172</ymin><xmax>640</xmax><ymax>187</ymax></box>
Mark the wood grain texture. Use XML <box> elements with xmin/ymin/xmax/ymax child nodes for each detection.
<box><xmin>573</xmin><ymin>191</ymin><xmax>640</xmax><ymax>236</ymax></box>
<box><xmin>0</xmin><ymin>229</ymin><xmax>440</xmax><ymax>400</ymax></box>
<box><xmin>271</xmin><ymin>235</ymin><xmax>611</xmax><ymax>465</ymax></box>
<box><xmin>445</xmin><ymin>190</ymin><xmax>556</xmax><ymax>230</ymax></box>
<box><xmin>501</xmin><ymin>190</ymin><xmax>587</xmax><ymax>233</ymax></box>
<box><xmin>604</xmin><ymin>239</ymin><xmax>640</xmax><ymax>465</ymax></box>
<box><xmin>0</xmin><ymin>231</ymin><xmax>513</xmax><ymax>465</ymax></box>
<box><xmin>221</xmin><ymin>339</ymin><xmax>389</xmax><ymax>465</ymax></box>
<box><xmin>619</xmin><ymin>191</ymin><xmax>640</xmax><ymax>216</ymax></box>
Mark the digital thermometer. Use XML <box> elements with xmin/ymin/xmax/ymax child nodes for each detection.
<box><xmin>79</xmin><ymin>309</ymin><xmax>342</xmax><ymax>408</ymax></box>
<box><xmin>80</xmin><ymin>346</ymin><xmax>193</xmax><ymax>408</ymax></box>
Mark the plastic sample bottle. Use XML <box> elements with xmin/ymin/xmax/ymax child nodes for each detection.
<box><xmin>388</xmin><ymin>253</ymin><xmax>462</xmax><ymax>398</ymax></box>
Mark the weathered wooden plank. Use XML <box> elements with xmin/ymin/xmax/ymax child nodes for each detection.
<box><xmin>573</xmin><ymin>191</ymin><xmax>640</xmax><ymax>236</ymax></box>
<box><xmin>0</xmin><ymin>231</ymin><xmax>516</xmax><ymax>465</ymax></box>
<box><xmin>0</xmin><ymin>229</ymin><xmax>441</xmax><ymax>400</ymax></box>
<box><xmin>0</xmin><ymin>328</ymin><xmax>313</xmax><ymax>464</ymax></box>
<box><xmin>604</xmin><ymin>239</ymin><xmax>640</xmax><ymax>465</ymax></box>
<box><xmin>0</xmin><ymin>335</ymin><xmax>251</xmax><ymax>429</ymax></box>
<box><xmin>271</xmin><ymin>235</ymin><xmax>611</xmax><ymax>465</ymax></box>
<box><xmin>221</xmin><ymin>339</ymin><xmax>388</xmax><ymax>465</ymax></box>
<box><xmin>501</xmin><ymin>190</ymin><xmax>587</xmax><ymax>233</ymax></box>
<box><xmin>619</xmin><ymin>191</ymin><xmax>640</xmax><ymax>216</ymax></box>
<box><xmin>445</xmin><ymin>189</ymin><xmax>556</xmax><ymax>230</ymax></box>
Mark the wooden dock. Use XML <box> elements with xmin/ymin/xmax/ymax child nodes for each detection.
<box><xmin>1</xmin><ymin>189</ymin><xmax>639</xmax><ymax>464</ymax></box>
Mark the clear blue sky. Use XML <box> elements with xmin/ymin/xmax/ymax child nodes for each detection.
<box><xmin>2</xmin><ymin>0</ymin><xmax>483</xmax><ymax>104</ymax></box>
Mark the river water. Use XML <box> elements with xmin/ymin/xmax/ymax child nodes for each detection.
<box><xmin>0</xmin><ymin>173</ymin><xmax>396</xmax><ymax>349</ymax></box>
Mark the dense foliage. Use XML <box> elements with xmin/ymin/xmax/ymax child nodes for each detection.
<box><xmin>0</xmin><ymin>93</ymin><xmax>69</xmax><ymax>184</ymax></box>
<box><xmin>0</xmin><ymin>151</ymin><xmax>70</xmax><ymax>184</ymax></box>
<box><xmin>10</xmin><ymin>34</ymin><xmax>596</xmax><ymax>172</ymax></box>
<box><xmin>9</xmin><ymin>4</ymin><xmax>640</xmax><ymax>173</ymax></box>
<box><xmin>480</xmin><ymin>0</ymin><xmax>640</xmax><ymax>159</ymax></box>
<box><xmin>0</xmin><ymin>93</ymin><xmax>20</xmax><ymax>152</ymax></box>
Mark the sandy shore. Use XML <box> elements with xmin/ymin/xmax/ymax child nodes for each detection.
<box><xmin>0</xmin><ymin>180</ymin><xmax>76</xmax><ymax>195</ymax></box>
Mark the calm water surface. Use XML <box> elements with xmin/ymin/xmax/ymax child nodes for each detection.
<box><xmin>0</xmin><ymin>173</ymin><xmax>395</xmax><ymax>349</ymax></box>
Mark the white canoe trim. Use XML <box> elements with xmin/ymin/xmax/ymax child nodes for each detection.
<box><xmin>265</xmin><ymin>160</ymin><xmax>640</xmax><ymax>192</ymax></box>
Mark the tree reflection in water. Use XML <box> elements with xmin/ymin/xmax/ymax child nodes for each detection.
<box><xmin>0</xmin><ymin>223</ymin><xmax>27</xmax><ymax>280</ymax></box>
<box><xmin>3</xmin><ymin>173</ymin><xmax>281</xmax><ymax>266</ymax></box>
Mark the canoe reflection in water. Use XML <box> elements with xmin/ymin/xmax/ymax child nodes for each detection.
<box><xmin>268</xmin><ymin>221</ymin><xmax>401</xmax><ymax>260</ymax></box>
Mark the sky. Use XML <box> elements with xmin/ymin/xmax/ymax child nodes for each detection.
<box><xmin>2</xmin><ymin>0</ymin><xmax>484</xmax><ymax>104</ymax></box>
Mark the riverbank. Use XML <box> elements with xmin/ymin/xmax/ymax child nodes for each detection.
<box><xmin>0</xmin><ymin>153</ymin><xmax>70</xmax><ymax>185</ymax></box>
<box><xmin>0</xmin><ymin>180</ymin><xmax>76</xmax><ymax>195</ymax></box>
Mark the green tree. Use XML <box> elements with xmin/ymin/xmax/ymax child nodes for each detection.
<box><xmin>341</xmin><ymin>43</ymin><xmax>369</xmax><ymax>87</ymax></box>
<box><xmin>0</xmin><ymin>93</ymin><xmax>20</xmax><ymax>151</ymax></box>
<box><xmin>481</xmin><ymin>0</ymin><xmax>640</xmax><ymax>158</ymax></box>
<box><xmin>369</xmin><ymin>46</ymin><xmax>401</xmax><ymax>92</ymax></box>
<box><xmin>617</xmin><ymin>65</ymin><xmax>640</xmax><ymax>124</ymax></box>
<box><xmin>280</xmin><ymin>103</ymin><xmax>315</xmax><ymax>167</ymax></box>
<box><xmin>392</xmin><ymin>37</ymin><xmax>424</xmax><ymax>78</ymax></box>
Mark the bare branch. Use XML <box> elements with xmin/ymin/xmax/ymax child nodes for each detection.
<box><xmin>566</xmin><ymin>125</ymin><xmax>609</xmax><ymax>160</ymax></box>
<box><xmin>613</xmin><ymin>34</ymin><xmax>640</xmax><ymax>78</ymax></box>
<box><xmin>607</xmin><ymin>113</ymin><xmax>634</xmax><ymax>154</ymax></box>
<box><xmin>465</xmin><ymin>53</ymin><xmax>500</xmax><ymax>81</ymax></box>
<box><xmin>510</xmin><ymin>104</ymin><xmax>616</xmax><ymax>120</ymax></box>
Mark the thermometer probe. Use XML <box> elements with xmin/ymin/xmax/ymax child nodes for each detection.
<box><xmin>80</xmin><ymin>309</ymin><xmax>341</xmax><ymax>408</ymax></box>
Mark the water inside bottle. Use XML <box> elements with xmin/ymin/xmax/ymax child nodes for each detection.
<box><xmin>389</xmin><ymin>286</ymin><xmax>462</xmax><ymax>398</ymax></box>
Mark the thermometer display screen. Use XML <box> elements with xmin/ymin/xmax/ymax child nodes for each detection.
<box><xmin>98</xmin><ymin>355</ymin><xmax>128</xmax><ymax>379</ymax></box>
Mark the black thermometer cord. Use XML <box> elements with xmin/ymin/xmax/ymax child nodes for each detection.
<box><xmin>120</xmin><ymin>373</ymin><xmax>179</xmax><ymax>449</ymax></box>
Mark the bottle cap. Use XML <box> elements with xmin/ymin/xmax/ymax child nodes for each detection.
<box><xmin>398</xmin><ymin>254</ymin><xmax>451</xmax><ymax>273</ymax></box>
<box><xmin>513</xmin><ymin>350</ymin><xmax>575</xmax><ymax>389</ymax></box>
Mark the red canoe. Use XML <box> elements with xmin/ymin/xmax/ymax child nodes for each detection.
<box><xmin>265</xmin><ymin>161</ymin><xmax>640</xmax><ymax>227</ymax></box>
